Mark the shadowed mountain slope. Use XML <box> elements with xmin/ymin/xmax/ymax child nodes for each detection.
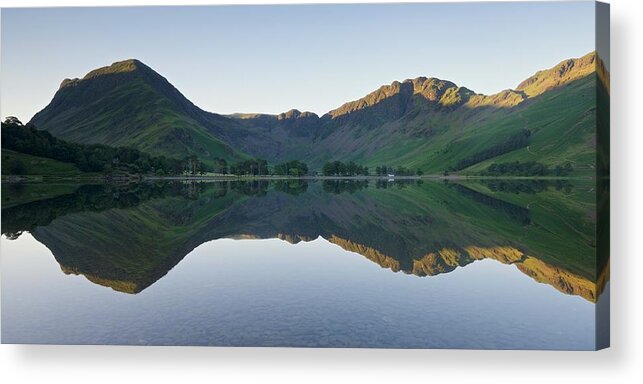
<box><xmin>30</xmin><ymin>60</ymin><xmax>248</xmax><ymax>165</ymax></box>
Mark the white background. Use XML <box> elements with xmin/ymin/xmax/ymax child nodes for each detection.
<box><xmin>0</xmin><ymin>0</ymin><xmax>640</xmax><ymax>383</ymax></box>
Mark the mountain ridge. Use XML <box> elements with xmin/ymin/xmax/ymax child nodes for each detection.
<box><xmin>517</xmin><ymin>52</ymin><xmax>598</xmax><ymax>97</ymax></box>
<box><xmin>237</xmin><ymin>51</ymin><xmax>598</xmax><ymax>120</ymax></box>
<box><xmin>50</xmin><ymin>52</ymin><xmax>597</xmax><ymax>119</ymax></box>
<box><xmin>29</xmin><ymin>51</ymin><xmax>604</xmax><ymax>173</ymax></box>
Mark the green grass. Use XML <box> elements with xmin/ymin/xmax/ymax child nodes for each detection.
<box><xmin>1</xmin><ymin>149</ymin><xmax>85</xmax><ymax>176</ymax></box>
<box><xmin>308</xmin><ymin>75</ymin><xmax>599</xmax><ymax>177</ymax></box>
<box><xmin>461</xmin><ymin>76</ymin><xmax>597</xmax><ymax>175</ymax></box>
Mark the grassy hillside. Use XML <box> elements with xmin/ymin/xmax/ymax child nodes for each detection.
<box><xmin>303</xmin><ymin>69</ymin><xmax>598</xmax><ymax>175</ymax></box>
<box><xmin>460</xmin><ymin>75</ymin><xmax>598</xmax><ymax>176</ymax></box>
<box><xmin>233</xmin><ymin>52</ymin><xmax>603</xmax><ymax>175</ymax></box>
<box><xmin>2</xmin><ymin>149</ymin><xmax>85</xmax><ymax>177</ymax></box>
<box><xmin>2</xmin><ymin>121</ymin><xmax>219</xmax><ymax>176</ymax></box>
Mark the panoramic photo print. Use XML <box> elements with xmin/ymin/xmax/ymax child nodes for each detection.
<box><xmin>1</xmin><ymin>1</ymin><xmax>610</xmax><ymax>350</ymax></box>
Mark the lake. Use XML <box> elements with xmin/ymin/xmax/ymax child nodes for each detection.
<box><xmin>0</xmin><ymin>179</ymin><xmax>608</xmax><ymax>349</ymax></box>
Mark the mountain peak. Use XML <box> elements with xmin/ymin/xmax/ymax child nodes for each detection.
<box><xmin>516</xmin><ymin>51</ymin><xmax>597</xmax><ymax>97</ymax></box>
<box><xmin>327</xmin><ymin>76</ymin><xmax>468</xmax><ymax>119</ymax></box>
<box><xmin>84</xmin><ymin>59</ymin><xmax>147</xmax><ymax>78</ymax></box>
<box><xmin>59</xmin><ymin>59</ymin><xmax>150</xmax><ymax>90</ymax></box>
<box><xmin>277</xmin><ymin>109</ymin><xmax>318</xmax><ymax>120</ymax></box>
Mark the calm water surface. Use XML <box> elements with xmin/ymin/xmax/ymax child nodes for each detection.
<box><xmin>1</xmin><ymin>179</ymin><xmax>607</xmax><ymax>349</ymax></box>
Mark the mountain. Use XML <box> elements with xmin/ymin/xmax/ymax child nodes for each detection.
<box><xmin>301</xmin><ymin>52</ymin><xmax>601</xmax><ymax>173</ymax></box>
<box><xmin>30</xmin><ymin>52</ymin><xmax>606</xmax><ymax>174</ymax></box>
<box><xmin>30</xmin><ymin>59</ymin><xmax>248</xmax><ymax>165</ymax></box>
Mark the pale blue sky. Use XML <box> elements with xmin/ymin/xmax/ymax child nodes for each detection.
<box><xmin>1</xmin><ymin>2</ymin><xmax>596</xmax><ymax>121</ymax></box>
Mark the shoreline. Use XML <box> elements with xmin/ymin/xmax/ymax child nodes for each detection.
<box><xmin>144</xmin><ymin>175</ymin><xmax>595</xmax><ymax>181</ymax></box>
<box><xmin>1</xmin><ymin>174</ymin><xmax>596</xmax><ymax>183</ymax></box>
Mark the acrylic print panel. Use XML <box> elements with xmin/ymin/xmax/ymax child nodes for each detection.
<box><xmin>0</xmin><ymin>1</ymin><xmax>609</xmax><ymax>350</ymax></box>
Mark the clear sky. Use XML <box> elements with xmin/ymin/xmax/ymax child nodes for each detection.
<box><xmin>1</xmin><ymin>2</ymin><xmax>596</xmax><ymax>121</ymax></box>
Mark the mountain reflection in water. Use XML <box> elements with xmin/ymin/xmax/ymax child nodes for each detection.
<box><xmin>1</xmin><ymin>179</ymin><xmax>607</xmax><ymax>302</ymax></box>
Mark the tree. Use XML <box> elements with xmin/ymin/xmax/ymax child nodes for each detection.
<box><xmin>454</xmin><ymin>129</ymin><xmax>531</xmax><ymax>171</ymax></box>
<box><xmin>229</xmin><ymin>158</ymin><xmax>271</xmax><ymax>176</ymax></box>
<box><xmin>184</xmin><ymin>155</ymin><xmax>199</xmax><ymax>175</ymax></box>
<box><xmin>322</xmin><ymin>160</ymin><xmax>368</xmax><ymax>176</ymax></box>
<box><xmin>288</xmin><ymin>167</ymin><xmax>302</xmax><ymax>177</ymax></box>
<box><xmin>334</xmin><ymin>161</ymin><xmax>345</xmax><ymax>176</ymax></box>
<box><xmin>215</xmin><ymin>159</ymin><xmax>228</xmax><ymax>174</ymax></box>
<box><xmin>322</xmin><ymin>162</ymin><xmax>335</xmax><ymax>176</ymax></box>
<box><xmin>3</xmin><ymin>116</ymin><xmax>23</xmax><ymax>126</ymax></box>
<box><xmin>257</xmin><ymin>159</ymin><xmax>269</xmax><ymax>175</ymax></box>
<box><xmin>484</xmin><ymin>161</ymin><xmax>568</xmax><ymax>176</ymax></box>
<box><xmin>273</xmin><ymin>160</ymin><xmax>307</xmax><ymax>176</ymax></box>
